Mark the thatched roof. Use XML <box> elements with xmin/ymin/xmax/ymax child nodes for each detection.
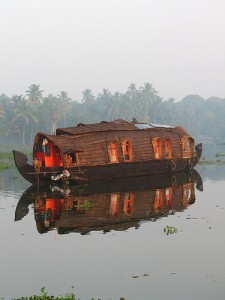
<box><xmin>35</xmin><ymin>120</ymin><xmax>192</xmax><ymax>154</ymax></box>
<box><xmin>56</xmin><ymin>119</ymin><xmax>137</xmax><ymax>135</ymax></box>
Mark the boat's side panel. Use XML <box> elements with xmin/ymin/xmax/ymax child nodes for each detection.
<box><xmin>68</xmin><ymin>154</ymin><xmax>199</xmax><ymax>182</ymax></box>
<box><xmin>75</xmin><ymin>129</ymin><xmax>184</xmax><ymax>166</ymax></box>
<box><xmin>13</xmin><ymin>142</ymin><xmax>202</xmax><ymax>184</ymax></box>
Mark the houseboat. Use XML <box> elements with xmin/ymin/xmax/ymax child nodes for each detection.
<box><xmin>13</xmin><ymin>119</ymin><xmax>202</xmax><ymax>185</ymax></box>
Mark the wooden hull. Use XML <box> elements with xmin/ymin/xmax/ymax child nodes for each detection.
<box><xmin>13</xmin><ymin>143</ymin><xmax>202</xmax><ymax>185</ymax></box>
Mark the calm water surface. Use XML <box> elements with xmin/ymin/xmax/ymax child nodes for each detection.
<box><xmin>0</xmin><ymin>166</ymin><xmax>225</xmax><ymax>300</ymax></box>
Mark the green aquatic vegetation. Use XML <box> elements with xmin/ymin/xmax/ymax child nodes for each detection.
<box><xmin>215</xmin><ymin>152</ymin><xmax>225</xmax><ymax>157</ymax></box>
<box><xmin>198</xmin><ymin>156</ymin><xmax>225</xmax><ymax>165</ymax></box>
<box><xmin>215</xmin><ymin>159</ymin><xmax>225</xmax><ymax>164</ymax></box>
<box><xmin>0</xmin><ymin>151</ymin><xmax>13</xmax><ymax>160</ymax></box>
<box><xmin>0</xmin><ymin>163</ymin><xmax>9</xmax><ymax>171</ymax></box>
<box><xmin>12</xmin><ymin>287</ymin><xmax>76</xmax><ymax>300</ymax></box>
<box><xmin>198</xmin><ymin>157</ymin><xmax>214</xmax><ymax>165</ymax></box>
<box><xmin>198</xmin><ymin>150</ymin><xmax>225</xmax><ymax>165</ymax></box>
<box><xmin>0</xmin><ymin>151</ymin><xmax>13</xmax><ymax>168</ymax></box>
<box><xmin>198</xmin><ymin>160</ymin><xmax>214</xmax><ymax>165</ymax></box>
<box><xmin>164</xmin><ymin>226</ymin><xmax>178</xmax><ymax>235</ymax></box>
<box><xmin>213</xmin><ymin>153</ymin><xmax>225</xmax><ymax>165</ymax></box>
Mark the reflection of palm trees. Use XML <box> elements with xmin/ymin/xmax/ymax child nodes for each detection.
<box><xmin>25</xmin><ymin>84</ymin><xmax>44</xmax><ymax>105</ymax></box>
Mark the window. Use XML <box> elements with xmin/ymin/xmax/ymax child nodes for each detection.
<box><xmin>164</xmin><ymin>139</ymin><xmax>172</xmax><ymax>159</ymax></box>
<box><xmin>152</xmin><ymin>138</ymin><xmax>162</xmax><ymax>159</ymax></box>
<box><xmin>108</xmin><ymin>141</ymin><xmax>119</xmax><ymax>163</ymax></box>
<box><xmin>45</xmin><ymin>145</ymin><xmax>51</xmax><ymax>157</ymax></box>
<box><xmin>185</xmin><ymin>140</ymin><xmax>190</xmax><ymax>151</ymax></box>
<box><xmin>122</xmin><ymin>140</ymin><xmax>132</xmax><ymax>162</ymax></box>
<box><xmin>182</xmin><ymin>137</ymin><xmax>194</xmax><ymax>158</ymax></box>
<box><xmin>63</xmin><ymin>153</ymin><xmax>78</xmax><ymax>167</ymax></box>
<box><xmin>69</xmin><ymin>153</ymin><xmax>77</xmax><ymax>164</ymax></box>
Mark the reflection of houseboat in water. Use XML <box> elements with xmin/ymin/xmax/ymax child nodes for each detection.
<box><xmin>15</xmin><ymin>170</ymin><xmax>203</xmax><ymax>235</ymax></box>
<box><xmin>13</xmin><ymin>119</ymin><xmax>202</xmax><ymax>184</ymax></box>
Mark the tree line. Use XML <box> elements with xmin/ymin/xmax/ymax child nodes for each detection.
<box><xmin>0</xmin><ymin>83</ymin><xmax>224</xmax><ymax>146</ymax></box>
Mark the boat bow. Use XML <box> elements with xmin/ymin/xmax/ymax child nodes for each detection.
<box><xmin>12</xmin><ymin>150</ymin><xmax>36</xmax><ymax>184</ymax></box>
<box><xmin>193</xmin><ymin>143</ymin><xmax>202</xmax><ymax>166</ymax></box>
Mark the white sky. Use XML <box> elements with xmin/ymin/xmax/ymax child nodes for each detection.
<box><xmin>0</xmin><ymin>0</ymin><xmax>225</xmax><ymax>101</ymax></box>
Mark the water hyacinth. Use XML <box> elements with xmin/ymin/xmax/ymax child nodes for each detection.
<box><xmin>163</xmin><ymin>226</ymin><xmax>178</xmax><ymax>235</ymax></box>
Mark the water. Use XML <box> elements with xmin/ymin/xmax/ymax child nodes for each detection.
<box><xmin>0</xmin><ymin>166</ymin><xmax>225</xmax><ymax>300</ymax></box>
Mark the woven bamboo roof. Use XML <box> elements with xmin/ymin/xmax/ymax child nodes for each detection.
<box><xmin>56</xmin><ymin>119</ymin><xmax>137</xmax><ymax>135</ymax></box>
<box><xmin>34</xmin><ymin>120</ymin><xmax>192</xmax><ymax>154</ymax></box>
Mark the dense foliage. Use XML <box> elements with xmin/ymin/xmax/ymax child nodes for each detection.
<box><xmin>1</xmin><ymin>83</ymin><xmax>225</xmax><ymax>146</ymax></box>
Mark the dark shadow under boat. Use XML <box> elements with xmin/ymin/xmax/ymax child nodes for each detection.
<box><xmin>15</xmin><ymin>169</ymin><xmax>203</xmax><ymax>235</ymax></box>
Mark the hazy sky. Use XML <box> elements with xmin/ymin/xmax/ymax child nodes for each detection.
<box><xmin>0</xmin><ymin>0</ymin><xmax>225</xmax><ymax>101</ymax></box>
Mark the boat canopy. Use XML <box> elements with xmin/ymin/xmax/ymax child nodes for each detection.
<box><xmin>56</xmin><ymin>119</ymin><xmax>175</xmax><ymax>136</ymax></box>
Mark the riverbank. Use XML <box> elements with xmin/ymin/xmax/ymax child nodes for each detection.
<box><xmin>0</xmin><ymin>151</ymin><xmax>13</xmax><ymax>170</ymax></box>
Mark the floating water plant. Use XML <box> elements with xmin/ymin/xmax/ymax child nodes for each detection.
<box><xmin>163</xmin><ymin>226</ymin><xmax>178</xmax><ymax>235</ymax></box>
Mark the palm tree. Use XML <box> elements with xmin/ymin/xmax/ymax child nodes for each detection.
<box><xmin>11</xmin><ymin>94</ymin><xmax>25</xmax><ymax>104</ymax></box>
<box><xmin>126</xmin><ymin>83</ymin><xmax>139</xmax><ymax>101</ymax></box>
<box><xmin>106</xmin><ymin>91</ymin><xmax>122</xmax><ymax>120</ymax></box>
<box><xmin>0</xmin><ymin>93</ymin><xmax>10</xmax><ymax>105</ymax></box>
<box><xmin>25</xmin><ymin>84</ymin><xmax>44</xmax><ymax>105</ymax></box>
<box><xmin>12</xmin><ymin>107</ymin><xmax>38</xmax><ymax>145</ymax></box>
<box><xmin>0</xmin><ymin>122</ymin><xmax>19</xmax><ymax>140</ymax></box>
<box><xmin>81</xmin><ymin>89</ymin><xmax>95</xmax><ymax>104</ymax></box>
<box><xmin>43</xmin><ymin>94</ymin><xmax>62</xmax><ymax>134</ymax></box>
<box><xmin>57</xmin><ymin>91</ymin><xmax>72</xmax><ymax>103</ymax></box>
<box><xmin>57</xmin><ymin>91</ymin><xmax>72</xmax><ymax>127</ymax></box>
<box><xmin>139</xmin><ymin>82</ymin><xmax>161</xmax><ymax>122</ymax></box>
<box><xmin>0</xmin><ymin>107</ymin><xmax>4</xmax><ymax>119</ymax></box>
